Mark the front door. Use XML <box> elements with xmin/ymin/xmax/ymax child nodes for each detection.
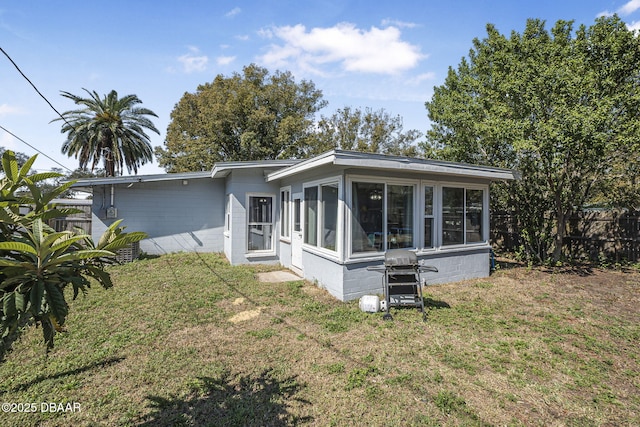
<box><xmin>291</xmin><ymin>194</ymin><xmax>303</xmax><ymax>270</ymax></box>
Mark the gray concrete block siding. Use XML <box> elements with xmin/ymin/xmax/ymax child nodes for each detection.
<box><xmin>90</xmin><ymin>177</ymin><xmax>224</xmax><ymax>255</ymax></box>
<box><xmin>74</xmin><ymin>150</ymin><xmax>517</xmax><ymax>302</ymax></box>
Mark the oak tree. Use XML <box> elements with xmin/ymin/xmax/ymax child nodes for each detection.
<box><xmin>424</xmin><ymin>16</ymin><xmax>640</xmax><ymax>262</ymax></box>
<box><xmin>156</xmin><ymin>64</ymin><xmax>327</xmax><ymax>172</ymax></box>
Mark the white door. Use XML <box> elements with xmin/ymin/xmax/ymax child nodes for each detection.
<box><xmin>291</xmin><ymin>194</ymin><xmax>303</xmax><ymax>270</ymax></box>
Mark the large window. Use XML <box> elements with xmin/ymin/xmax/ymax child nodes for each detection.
<box><xmin>466</xmin><ymin>189</ymin><xmax>484</xmax><ymax>243</ymax></box>
<box><xmin>304</xmin><ymin>186</ymin><xmax>318</xmax><ymax>245</ymax></box>
<box><xmin>304</xmin><ymin>181</ymin><xmax>339</xmax><ymax>252</ymax></box>
<box><xmin>442</xmin><ymin>187</ymin><xmax>485</xmax><ymax>245</ymax></box>
<box><xmin>352</xmin><ymin>182</ymin><xmax>384</xmax><ymax>252</ymax></box>
<box><xmin>387</xmin><ymin>185</ymin><xmax>414</xmax><ymax>249</ymax></box>
<box><xmin>247</xmin><ymin>195</ymin><xmax>273</xmax><ymax>251</ymax></box>
<box><xmin>351</xmin><ymin>182</ymin><xmax>415</xmax><ymax>253</ymax></box>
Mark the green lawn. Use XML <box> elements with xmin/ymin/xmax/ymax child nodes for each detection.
<box><xmin>0</xmin><ymin>252</ymin><xmax>638</xmax><ymax>426</ymax></box>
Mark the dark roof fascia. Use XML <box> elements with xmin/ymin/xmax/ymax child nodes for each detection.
<box><xmin>211</xmin><ymin>159</ymin><xmax>302</xmax><ymax>178</ymax></box>
<box><xmin>266</xmin><ymin>150</ymin><xmax>520</xmax><ymax>182</ymax></box>
<box><xmin>68</xmin><ymin>171</ymin><xmax>212</xmax><ymax>188</ymax></box>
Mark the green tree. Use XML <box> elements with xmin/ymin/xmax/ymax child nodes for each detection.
<box><xmin>0</xmin><ymin>147</ymin><xmax>29</xmax><ymax>172</ymax></box>
<box><xmin>155</xmin><ymin>64</ymin><xmax>327</xmax><ymax>172</ymax></box>
<box><xmin>0</xmin><ymin>151</ymin><xmax>147</xmax><ymax>360</ymax></box>
<box><xmin>53</xmin><ymin>89</ymin><xmax>160</xmax><ymax>177</ymax></box>
<box><xmin>307</xmin><ymin>106</ymin><xmax>423</xmax><ymax>157</ymax></box>
<box><xmin>424</xmin><ymin>16</ymin><xmax>640</xmax><ymax>263</ymax></box>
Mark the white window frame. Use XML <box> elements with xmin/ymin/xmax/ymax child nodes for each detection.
<box><xmin>421</xmin><ymin>182</ymin><xmax>437</xmax><ymax>251</ymax></box>
<box><xmin>439</xmin><ymin>183</ymin><xmax>489</xmax><ymax>247</ymax></box>
<box><xmin>279</xmin><ymin>186</ymin><xmax>291</xmax><ymax>242</ymax></box>
<box><xmin>302</xmin><ymin>176</ymin><xmax>343</xmax><ymax>258</ymax></box>
<box><xmin>246</xmin><ymin>192</ymin><xmax>275</xmax><ymax>254</ymax></box>
<box><xmin>347</xmin><ymin>175</ymin><xmax>420</xmax><ymax>258</ymax></box>
<box><xmin>224</xmin><ymin>194</ymin><xmax>231</xmax><ymax>236</ymax></box>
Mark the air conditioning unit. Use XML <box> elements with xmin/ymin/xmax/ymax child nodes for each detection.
<box><xmin>115</xmin><ymin>241</ymin><xmax>140</xmax><ymax>263</ymax></box>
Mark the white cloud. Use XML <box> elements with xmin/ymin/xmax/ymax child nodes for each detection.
<box><xmin>0</xmin><ymin>130</ymin><xmax>17</xmax><ymax>150</ymax></box>
<box><xmin>225</xmin><ymin>7</ymin><xmax>241</xmax><ymax>18</ymax></box>
<box><xmin>627</xmin><ymin>20</ymin><xmax>640</xmax><ymax>31</ymax></box>
<box><xmin>406</xmin><ymin>72</ymin><xmax>436</xmax><ymax>85</ymax></box>
<box><xmin>381</xmin><ymin>19</ymin><xmax>418</xmax><ymax>29</ymax></box>
<box><xmin>216</xmin><ymin>55</ymin><xmax>236</xmax><ymax>66</ymax></box>
<box><xmin>0</xmin><ymin>104</ymin><xmax>23</xmax><ymax>116</ymax></box>
<box><xmin>257</xmin><ymin>22</ymin><xmax>425</xmax><ymax>75</ymax></box>
<box><xmin>619</xmin><ymin>0</ymin><xmax>640</xmax><ymax>15</ymax></box>
<box><xmin>599</xmin><ymin>0</ymin><xmax>640</xmax><ymax>17</ymax></box>
<box><xmin>177</xmin><ymin>47</ymin><xmax>209</xmax><ymax>73</ymax></box>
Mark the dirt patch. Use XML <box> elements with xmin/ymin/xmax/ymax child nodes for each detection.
<box><xmin>228</xmin><ymin>307</ymin><xmax>265</xmax><ymax>323</ymax></box>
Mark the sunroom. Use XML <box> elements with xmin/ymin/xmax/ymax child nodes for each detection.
<box><xmin>266</xmin><ymin>150</ymin><xmax>518</xmax><ymax>300</ymax></box>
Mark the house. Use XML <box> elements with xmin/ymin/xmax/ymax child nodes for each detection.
<box><xmin>71</xmin><ymin>150</ymin><xmax>518</xmax><ymax>301</ymax></box>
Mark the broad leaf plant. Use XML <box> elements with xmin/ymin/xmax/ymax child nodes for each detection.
<box><xmin>0</xmin><ymin>150</ymin><xmax>146</xmax><ymax>359</ymax></box>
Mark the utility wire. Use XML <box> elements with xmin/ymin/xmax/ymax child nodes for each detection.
<box><xmin>0</xmin><ymin>125</ymin><xmax>73</xmax><ymax>172</ymax></box>
<box><xmin>0</xmin><ymin>46</ymin><xmax>75</xmax><ymax>172</ymax></box>
<box><xmin>0</xmin><ymin>47</ymin><xmax>73</xmax><ymax>128</ymax></box>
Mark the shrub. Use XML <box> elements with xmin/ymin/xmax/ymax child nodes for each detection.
<box><xmin>0</xmin><ymin>150</ymin><xmax>146</xmax><ymax>360</ymax></box>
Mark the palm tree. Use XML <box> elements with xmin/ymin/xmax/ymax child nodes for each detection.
<box><xmin>53</xmin><ymin>89</ymin><xmax>160</xmax><ymax>176</ymax></box>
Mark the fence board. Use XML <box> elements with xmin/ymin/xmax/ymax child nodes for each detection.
<box><xmin>491</xmin><ymin>211</ymin><xmax>640</xmax><ymax>262</ymax></box>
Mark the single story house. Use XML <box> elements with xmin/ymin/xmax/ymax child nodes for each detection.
<box><xmin>71</xmin><ymin>150</ymin><xmax>518</xmax><ymax>301</ymax></box>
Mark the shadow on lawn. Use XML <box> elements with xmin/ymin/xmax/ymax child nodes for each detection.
<box><xmin>139</xmin><ymin>368</ymin><xmax>312</xmax><ymax>427</ymax></box>
<box><xmin>1</xmin><ymin>356</ymin><xmax>125</xmax><ymax>394</ymax></box>
<box><xmin>424</xmin><ymin>297</ymin><xmax>451</xmax><ymax>309</ymax></box>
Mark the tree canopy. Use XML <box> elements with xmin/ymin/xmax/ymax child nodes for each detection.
<box><xmin>156</xmin><ymin>64</ymin><xmax>327</xmax><ymax>172</ymax></box>
<box><xmin>307</xmin><ymin>106</ymin><xmax>422</xmax><ymax>157</ymax></box>
<box><xmin>53</xmin><ymin>89</ymin><xmax>160</xmax><ymax>177</ymax></box>
<box><xmin>424</xmin><ymin>15</ymin><xmax>640</xmax><ymax>263</ymax></box>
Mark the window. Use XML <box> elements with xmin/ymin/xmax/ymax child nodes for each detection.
<box><xmin>442</xmin><ymin>187</ymin><xmax>464</xmax><ymax>245</ymax></box>
<box><xmin>280</xmin><ymin>188</ymin><xmax>290</xmax><ymax>239</ymax></box>
<box><xmin>293</xmin><ymin>198</ymin><xmax>301</xmax><ymax>232</ymax></box>
<box><xmin>466</xmin><ymin>189</ymin><xmax>484</xmax><ymax>243</ymax></box>
<box><xmin>304</xmin><ymin>186</ymin><xmax>318</xmax><ymax>245</ymax></box>
<box><xmin>304</xmin><ymin>181</ymin><xmax>339</xmax><ymax>252</ymax></box>
<box><xmin>424</xmin><ymin>186</ymin><xmax>434</xmax><ymax>248</ymax></box>
<box><xmin>225</xmin><ymin>194</ymin><xmax>231</xmax><ymax>233</ymax></box>
<box><xmin>442</xmin><ymin>187</ymin><xmax>485</xmax><ymax>245</ymax></box>
<box><xmin>352</xmin><ymin>182</ymin><xmax>384</xmax><ymax>252</ymax></box>
<box><xmin>387</xmin><ymin>185</ymin><xmax>414</xmax><ymax>249</ymax></box>
<box><xmin>321</xmin><ymin>184</ymin><xmax>338</xmax><ymax>250</ymax></box>
<box><xmin>247</xmin><ymin>195</ymin><xmax>273</xmax><ymax>252</ymax></box>
<box><xmin>351</xmin><ymin>181</ymin><xmax>415</xmax><ymax>253</ymax></box>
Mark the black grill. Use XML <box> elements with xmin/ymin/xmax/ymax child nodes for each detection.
<box><xmin>384</xmin><ymin>249</ymin><xmax>418</xmax><ymax>267</ymax></box>
<box><xmin>368</xmin><ymin>249</ymin><xmax>437</xmax><ymax>321</ymax></box>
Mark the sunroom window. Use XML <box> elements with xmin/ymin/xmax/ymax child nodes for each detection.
<box><xmin>442</xmin><ymin>187</ymin><xmax>485</xmax><ymax>245</ymax></box>
<box><xmin>304</xmin><ymin>181</ymin><xmax>339</xmax><ymax>252</ymax></box>
<box><xmin>424</xmin><ymin>186</ymin><xmax>434</xmax><ymax>248</ymax></box>
<box><xmin>351</xmin><ymin>182</ymin><xmax>415</xmax><ymax>253</ymax></box>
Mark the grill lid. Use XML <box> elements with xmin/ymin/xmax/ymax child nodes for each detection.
<box><xmin>384</xmin><ymin>249</ymin><xmax>418</xmax><ymax>266</ymax></box>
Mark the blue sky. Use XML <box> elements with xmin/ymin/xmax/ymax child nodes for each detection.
<box><xmin>1</xmin><ymin>0</ymin><xmax>639</xmax><ymax>175</ymax></box>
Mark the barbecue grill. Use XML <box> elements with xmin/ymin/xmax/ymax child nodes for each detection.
<box><xmin>368</xmin><ymin>249</ymin><xmax>438</xmax><ymax>321</ymax></box>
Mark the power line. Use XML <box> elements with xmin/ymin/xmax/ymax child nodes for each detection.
<box><xmin>0</xmin><ymin>125</ymin><xmax>73</xmax><ymax>172</ymax></box>
<box><xmin>0</xmin><ymin>47</ymin><xmax>73</xmax><ymax>128</ymax></box>
<box><xmin>0</xmin><ymin>46</ymin><xmax>75</xmax><ymax>172</ymax></box>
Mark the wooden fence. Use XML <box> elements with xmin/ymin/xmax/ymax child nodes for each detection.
<box><xmin>491</xmin><ymin>211</ymin><xmax>640</xmax><ymax>263</ymax></box>
<box><xmin>48</xmin><ymin>200</ymin><xmax>92</xmax><ymax>235</ymax></box>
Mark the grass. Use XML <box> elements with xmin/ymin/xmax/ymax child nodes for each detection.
<box><xmin>0</xmin><ymin>252</ymin><xmax>639</xmax><ymax>426</ymax></box>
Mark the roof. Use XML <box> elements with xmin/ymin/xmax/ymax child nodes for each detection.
<box><xmin>211</xmin><ymin>159</ymin><xmax>302</xmax><ymax>178</ymax></box>
<box><xmin>266</xmin><ymin>150</ymin><xmax>520</xmax><ymax>182</ymax></box>
<box><xmin>69</xmin><ymin>171</ymin><xmax>212</xmax><ymax>188</ymax></box>
<box><xmin>69</xmin><ymin>150</ymin><xmax>519</xmax><ymax>189</ymax></box>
